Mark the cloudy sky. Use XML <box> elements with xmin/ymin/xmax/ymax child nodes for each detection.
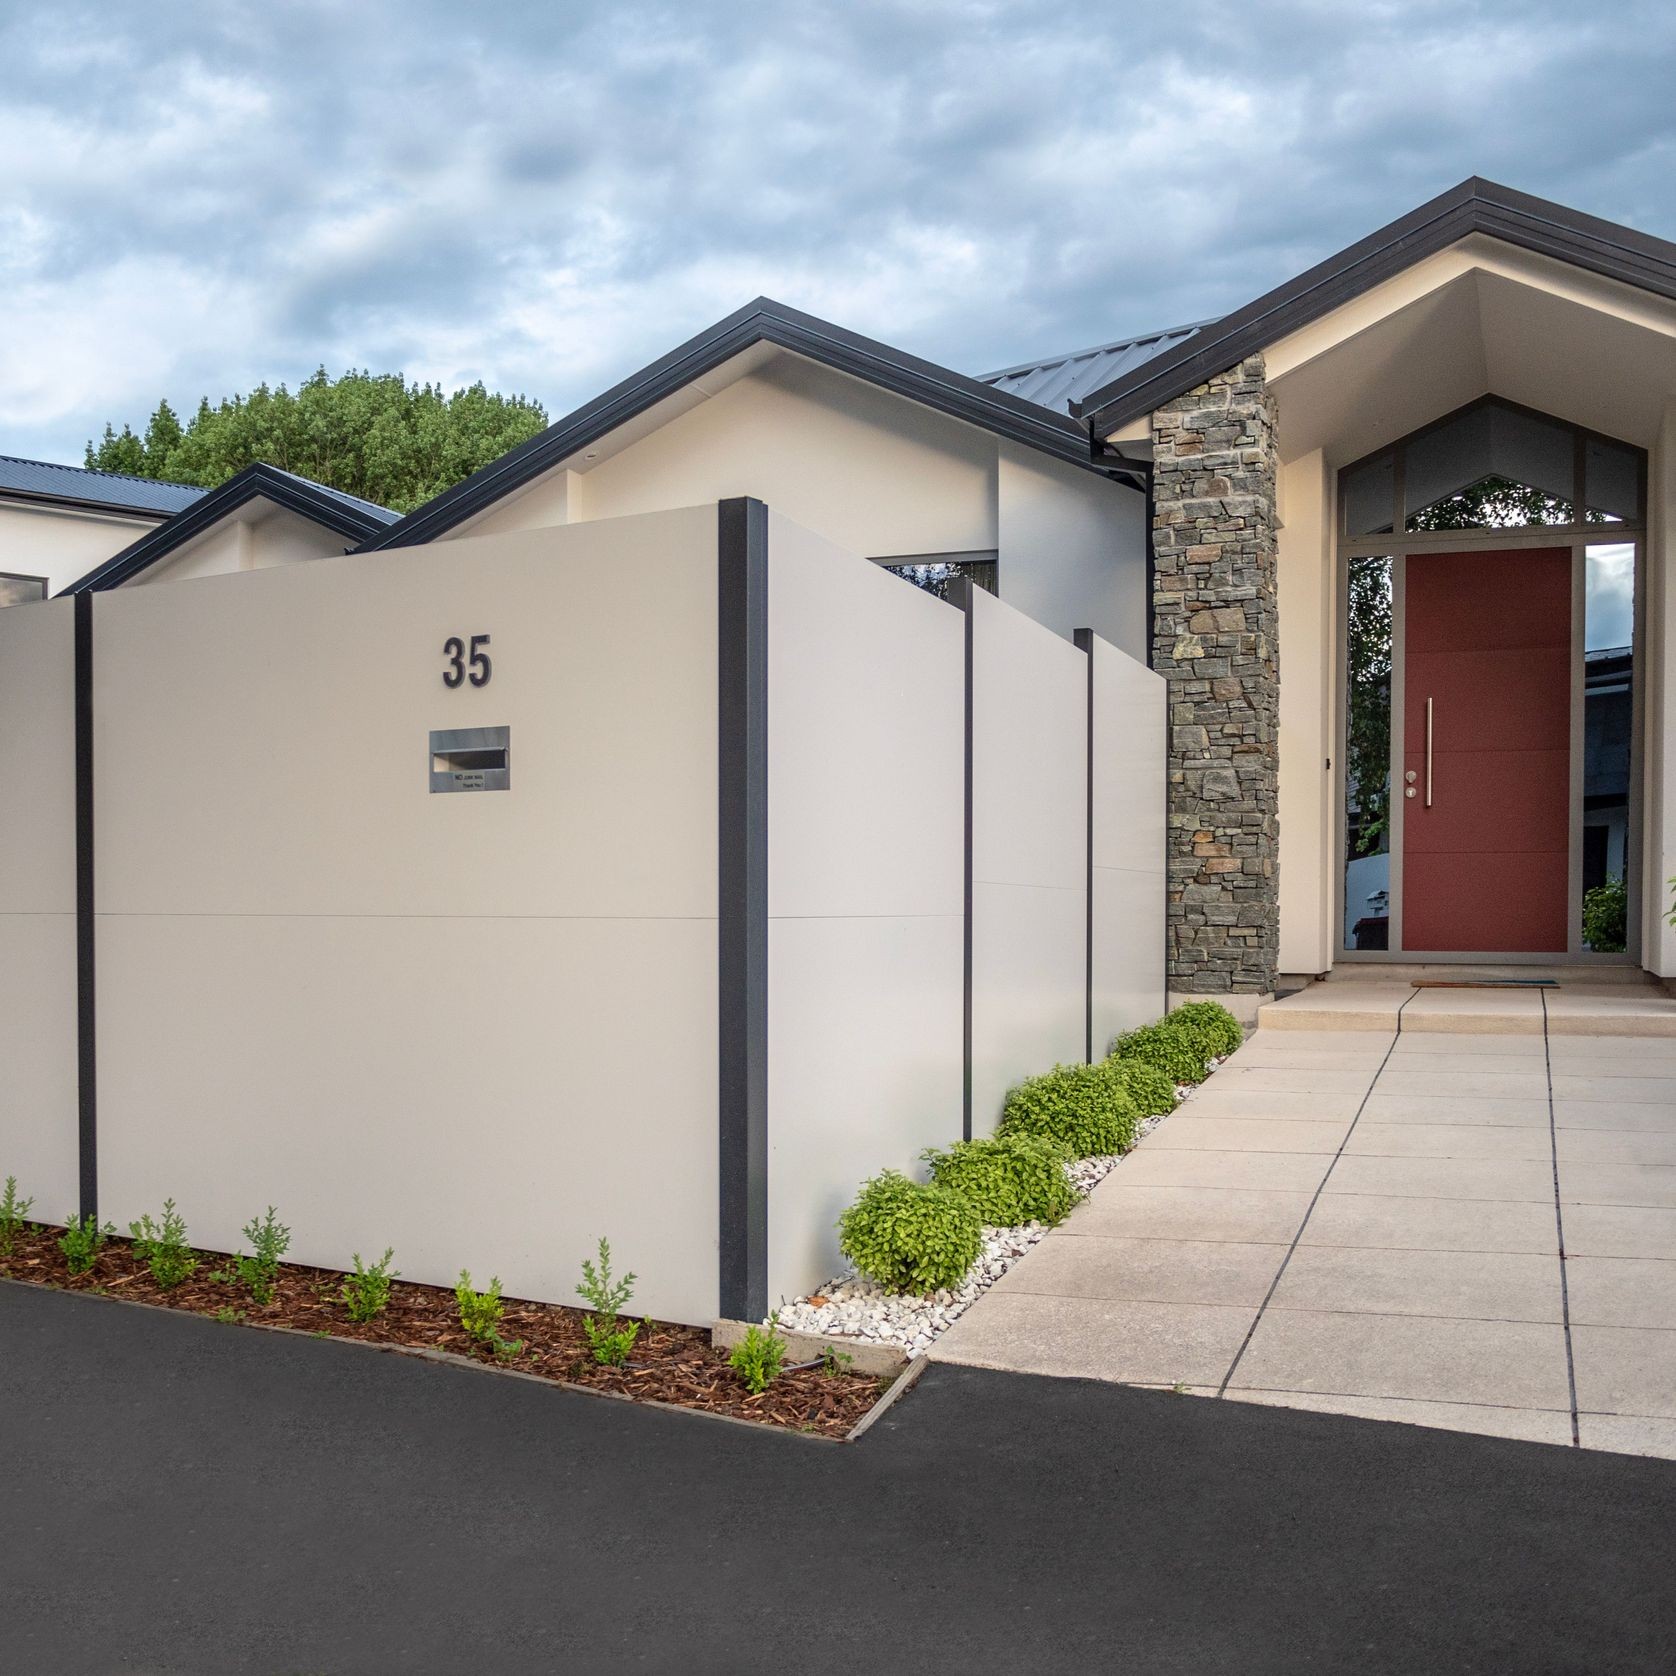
<box><xmin>4</xmin><ymin>0</ymin><xmax>1676</xmax><ymax>465</ymax></box>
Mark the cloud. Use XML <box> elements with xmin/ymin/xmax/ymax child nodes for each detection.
<box><xmin>2</xmin><ymin>0</ymin><xmax>1676</xmax><ymax>461</ymax></box>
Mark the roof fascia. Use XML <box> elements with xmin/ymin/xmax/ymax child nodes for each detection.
<box><xmin>0</xmin><ymin>487</ymin><xmax>172</xmax><ymax>523</ymax></box>
<box><xmin>358</xmin><ymin>299</ymin><xmax>1128</xmax><ymax>552</ymax></box>
<box><xmin>1075</xmin><ymin>178</ymin><xmax>1676</xmax><ymax>436</ymax></box>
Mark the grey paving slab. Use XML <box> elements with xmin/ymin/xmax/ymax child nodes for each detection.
<box><xmin>1323</xmin><ymin>1153</ymin><xmax>1556</xmax><ymax>1204</ymax></box>
<box><xmin>1343</xmin><ymin>1122</ymin><xmax>1554</xmax><ymax>1161</ymax></box>
<box><xmin>1300</xmin><ymin>1192</ymin><xmax>1560</xmax><ymax>1255</ymax></box>
<box><xmin>1375</xmin><ymin>1068</ymin><xmax>1552</xmax><ymax>1100</ymax></box>
<box><xmin>1571</xmin><ymin>1325</ymin><xmax>1676</xmax><ymax>1419</ymax></box>
<box><xmin>1556</xmin><ymin>1129</ymin><xmax>1676</xmax><ymax>1166</ymax></box>
<box><xmin>1388</xmin><ymin>1031</ymin><xmax>1546</xmax><ymax>1057</ymax></box>
<box><xmin>1060</xmin><ymin>1185</ymin><xmax>1314</xmax><ymax>1246</ymax></box>
<box><xmin>1576</xmin><ymin>1412</ymin><xmax>1676</xmax><ymax>1459</ymax></box>
<box><xmin>1233</xmin><ymin>1309</ymin><xmax>1572</xmax><ymax>1410</ymax></box>
<box><xmin>991</xmin><ymin>1235</ymin><xmax>1285</xmax><ymax>1308</ymax></box>
<box><xmin>927</xmin><ymin>1291</ymin><xmax>1257</xmax><ymax>1386</ymax></box>
<box><xmin>1238</xmin><ymin>1029</ymin><xmax>1395</xmax><ymax>1055</ymax></box>
<box><xmin>1359</xmin><ymin>1092</ymin><xmax>1552</xmax><ymax>1126</ymax></box>
<box><xmin>1381</xmin><ymin>1050</ymin><xmax>1558</xmax><ymax>1078</ymax></box>
<box><xmin>1553</xmin><ymin>1098</ymin><xmax>1676</xmax><ymax>1131</ymax></box>
<box><xmin>1559</xmin><ymin>1161</ymin><xmax>1676</xmax><ymax>1208</ymax></box>
<box><xmin>1140</xmin><ymin>1116</ymin><xmax>1350</xmax><ymax>1154</ymax></box>
<box><xmin>1224</xmin><ymin>1047</ymin><xmax>1393</xmax><ymax>1072</ymax></box>
<box><xmin>1551</xmin><ymin>1074</ymin><xmax>1676</xmax><ymax>1105</ymax></box>
<box><xmin>1565</xmin><ymin>1257</ymin><xmax>1676</xmax><ymax>1330</ymax></box>
<box><xmin>1210</xmin><ymin>1066</ymin><xmax>1379</xmax><ymax>1096</ymax></box>
<box><xmin>1548</xmin><ymin>1035</ymin><xmax>1676</xmax><ymax>1061</ymax></box>
<box><xmin>1545</xmin><ymin>1052</ymin><xmax>1676</xmax><ymax>1078</ymax></box>
<box><xmin>1222</xmin><ymin>1388</ymin><xmax>1573</xmax><ymax>1446</ymax></box>
<box><xmin>1267</xmin><ymin>1246</ymin><xmax>1563</xmax><ymax>1325</ymax></box>
<box><xmin>1171</xmin><ymin>1088</ymin><xmax>1367</xmax><ymax>1122</ymax></box>
<box><xmin>1564</xmin><ymin>1203</ymin><xmax>1676</xmax><ymax>1259</ymax></box>
<box><xmin>1114</xmin><ymin>1148</ymin><xmax>1335</xmax><ymax>1194</ymax></box>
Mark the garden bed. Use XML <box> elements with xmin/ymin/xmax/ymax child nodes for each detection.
<box><xmin>0</xmin><ymin>1228</ymin><xmax>888</xmax><ymax>1439</ymax></box>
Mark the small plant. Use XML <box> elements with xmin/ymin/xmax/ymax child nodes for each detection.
<box><xmin>997</xmin><ymin>1062</ymin><xmax>1141</xmax><ymax>1158</ymax></box>
<box><xmin>232</xmin><ymin>1206</ymin><xmax>291</xmax><ymax>1306</ymax></box>
<box><xmin>1113</xmin><ymin>1021</ymin><xmax>1210</xmax><ymax>1087</ymax></box>
<box><xmin>1165</xmin><ymin>1000</ymin><xmax>1244</xmax><ymax>1062</ymax></box>
<box><xmin>456</xmin><ymin>1270</ymin><xmax>524</xmax><ymax>1359</ymax></box>
<box><xmin>576</xmin><ymin>1238</ymin><xmax>640</xmax><ymax>1366</ymax></box>
<box><xmin>818</xmin><ymin>1345</ymin><xmax>854</xmax><ymax>1377</ymax></box>
<box><xmin>58</xmin><ymin>1213</ymin><xmax>114</xmax><ymax>1275</ymax></box>
<box><xmin>838</xmin><ymin>1170</ymin><xmax>982</xmax><ymax>1294</ymax></box>
<box><xmin>1584</xmin><ymin>876</ymin><xmax>1628</xmax><ymax>953</ymax></box>
<box><xmin>729</xmin><ymin>1316</ymin><xmax>786</xmax><ymax>1395</ymax></box>
<box><xmin>128</xmin><ymin>1199</ymin><xmax>198</xmax><ymax>1289</ymax></box>
<box><xmin>1101</xmin><ymin>1055</ymin><xmax>1179</xmax><ymax>1119</ymax></box>
<box><xmin>920</xmin><ymin>1133</ymin><xmax>1080</xmax><ymax>1226</ymax></box>
<box><xmin>214</xmin><ymin>1305</ymin><xmax>246</xmax><ymax>1325</ymax></box>
<box><xmin>0</xmin><ymin>1177</ymin><xmax>34</xmax><ymax>1256</ymax></box>
<box><xmin>339</xmin><ymin>1248</ymin><xmax>397</xmax><ymax>1322</ymax></box>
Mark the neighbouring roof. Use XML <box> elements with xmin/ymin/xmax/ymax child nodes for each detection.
<box><xmin>977</xmin><ymin>321</ymin><xmax>1210</xmax><ymax>417</ymax></box>
<box><xmin>0</xmin><ymin>454</ymin><xmax>207</xmax><ymax>518</ymax></box>
<box><xmin>1074</xmin><ymin>177</ymin><xmax>1676</xmax><ymax>437</ymax></box>
<box><xmin>63</xmin><ymin>462</ymin><xmax>397</xmax><ymax>593</ymax></box>
<box><xmin>357</xmin><ymin>296</ymin><xmax>1142</xmax><ymax>551</ymax></box>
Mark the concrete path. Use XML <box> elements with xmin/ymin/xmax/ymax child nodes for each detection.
<box><xmin>933</xmin><ymin>1002</ymin><xmax>1676</xmax><ymax>1457</ymax></box>
<box><xmin>7</xmin><ymin>1281</ymin><xmax>1676</xmax><ymax>1674</ymax></box>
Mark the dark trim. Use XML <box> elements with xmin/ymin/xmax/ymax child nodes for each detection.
<box><xmin>358</xmin><ymin>298</ymin><xmax>1128</xmax><ymax>553</ymax></box>
<box><xmin>1074</xmin><ymin>628</ymin><xmax>1095</xmax><ymax>1063</ymax></box>
<box><xmin>61</xmin><ymin>464</ymin><xmax>396</xmax><ymax>595</ymax></box>
<box><xmin>716</xmin><ymin>496</ymin><xmax>769</xmax><ymax>1324</ymax></box>
<box><xmin>1076</xmin><ymin>177</ymin><xmax>1676</xmax><ymax>436</ymax></box>
<box><xmin>952</xmin><ymin>575</ymin><xmax>976</xmax><ymax>1140</ymax></box>
<box><xmin>1141</xmin><ymin>460</ymin><xmax>1157</xmax><ymax>670</ymax></box>
<box><xmin>0</xmin><ymin>487</ymin><xmax>178</xmax><ymax>523</ymax></box>
<box><xmin>73</xmin><ymin>593</ymin><xmax>97</xmax><ymax>1223</ymax></box>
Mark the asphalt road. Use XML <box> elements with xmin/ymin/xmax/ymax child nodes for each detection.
<box><xmin>4</xmin><ymin>1280</ymin><xmax>1674</xmax><ymax>1675</ymax></box>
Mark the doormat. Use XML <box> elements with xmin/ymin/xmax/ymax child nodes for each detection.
<box><xmin>1409</xmin><ymin>979</ymin><xmax>1559</xmax><ymax>989</ymax></box>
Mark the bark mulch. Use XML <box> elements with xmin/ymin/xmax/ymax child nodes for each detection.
<box><xmin>0</xmin><ymin>1227</ymin><xmax>890</xmax><ymax>1438</ymax></box>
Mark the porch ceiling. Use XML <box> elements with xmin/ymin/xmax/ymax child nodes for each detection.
<box><xmin>1269</xmin><ymin>241</ymin><xmax>1676</xmax><ymax>468</ymax></box>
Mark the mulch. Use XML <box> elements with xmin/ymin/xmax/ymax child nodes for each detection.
<box><xmin>0</xmin><ymin>1227</ymin><xmax>889</xmax><ymax>1438</ymax></box>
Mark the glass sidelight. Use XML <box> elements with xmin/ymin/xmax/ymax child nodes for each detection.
<box><xmin>1582</xmin><ymin>542</ymin><xmax>1635</xmax><ymax>952</ymax></box>
<box><xmin>1343</xmin><ymin>554</ymin><xmax>1393</xmax><ymax>951</ymax></box>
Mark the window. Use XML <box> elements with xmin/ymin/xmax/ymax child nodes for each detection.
<box><xmin>872</xmin><ymin>551</ymin><xmax>998</xmax><ymax>602</ymax></box>
<box><xmin>0</xmin><ymin>572</ymin><xmax>47</xmax><ymax>608</ymax></box>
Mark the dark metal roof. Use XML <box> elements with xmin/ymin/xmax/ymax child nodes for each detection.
<box><xmin>1075</xmin><ymin>177</ymin><xmax>1676</xmax><ymax>436</ymax></box>
<box><xmin>977</xmin><ymin>322</ymin><xmax>1210</xmax><ymax>417</ymax></box>
<box><xmin>358</xmin><ymin>296</ymin><xmax>1141</xmax><ymax>552</ymax></box>
<box><xmin>0</xmin><ymin>454</ymin><xmax>206</xmax><ymax>517</ymax></box>
<box><xmin>63</xmin><ymin>462</ymin><xmax>397</xmax><ymax>594</ymax></box>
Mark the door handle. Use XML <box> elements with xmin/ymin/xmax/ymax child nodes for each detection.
<box><xmin>1425</xmin><ymin>696</ymin><xmax>1434</xmax><ymax>808</ymax></box>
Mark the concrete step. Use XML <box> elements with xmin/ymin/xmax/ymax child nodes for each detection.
<box><xmin>1260</xmin><ymin>980</ymin><xmax>1676</xmax><ymax>1038</ymax></box>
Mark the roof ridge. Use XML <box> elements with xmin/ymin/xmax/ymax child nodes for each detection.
<box><xmin>978</xmin><ymin>319</ymin><xmax>1214</xmax><ymax>384</ymax></box>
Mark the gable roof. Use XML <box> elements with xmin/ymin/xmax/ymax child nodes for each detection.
<box><xmin>358</xmin><ymin>296</ymin><xmax>1140</xmax><ymax>551</ymax></box>
<box><xmin>63</xmin><ymin>462</ymin><xmax>397</xmax><ymax>594</ymax></box>
<box><xmin>0</xmin><ymin>454</ymin><xmax>206</xmax><ymax>518</ymax></box>
<box><xmin>978</xmin><ymin>320</ymin><xmax>1209</xmax><ymax>416</ymax></box>
<box><xmin>1074</xmin><ymin>177</ymin><xmax>1676</xmax><ymax>437</ymax></box>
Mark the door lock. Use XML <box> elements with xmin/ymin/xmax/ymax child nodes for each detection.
<box><xmin>1405</xmin><ymin>786</ymin><xmax>1417</xmax><ymax>799</ymax></box>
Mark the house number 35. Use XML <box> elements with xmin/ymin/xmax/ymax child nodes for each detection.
<box><xmin>442</xmin><ymin>634</ymin><xmax>492</xmax><ymax>689</ymax></box>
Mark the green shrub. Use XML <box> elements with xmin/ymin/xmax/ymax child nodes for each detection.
<box><xmin>1101</xmin><ymin>1055</ymin><xmax>1179</xmax><ymax>1119</ymax></box>
<box><xmin>1113</xmin><ymin>1022</ymin><xmax>1210</xmax><ymax>1086</ymax></box>
<box><xmin>232</xmin><ymin>1206</ymin><xmax>290</xmax><ymax>1306</ymax></box>
<box><xmin>576</xmin><ymin>1237</ymin><xmax>640</xmax><ymax>1366</ymax></box>
<box><xmin>58</xmin><ymin>1213</ymin><xmax>114</xmax><ymax>1275</ymax></box>
<box><xmin>339</xmin><ymin>1248</ymin><xmax>397</xmax><ymax>1322</ymax></box>
<box><xmin>920</xmin><ymin>1133</ymin><xmax>1080</xmax><ymax>1227</ymax></box>
<box><xmin>456</xmin><ymin>1270</ymin><xmax>523</xmax><ymax>1359</ymax></box>
<box><xmin>0</xmin><ymin>1176</ymin><xmax>34</xmax><ymax>1257</ymax></box>
<box><xmin>1583</xmin><ymin>877</ymin><xmax>1628</xmax><ymax>953</ymax></box>
<box><xmin>1166</xmin><ymin>1000</ymin><xmax>1244</xmax><ymax>1061</ymax></box>
<box><xmin>128</xmin><ymin>1199</ymin><xmax>198</xmax><ymax>1289</ymax></box>
<box><xmin>729</xmin><ymin>1316</ymin><xmax>787</xmax><ymax>1395</ymax></box>
<box><xmin>838</xmin><ymin>1170</ymin><xmax>982</xmax><ymax>1294</ymax></box>
<box><xmin>997</xmin><ymin>1062</ymin><xmax>1141</xmax><ymax>1158</ymax></box>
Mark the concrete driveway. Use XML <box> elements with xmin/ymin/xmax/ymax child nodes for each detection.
<box><xmin>932</xmin><ymin>1003</ymin><xmax>1676</xmax><ymax>1456</ymax></box>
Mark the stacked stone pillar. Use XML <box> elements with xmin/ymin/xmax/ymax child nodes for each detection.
<box><xmin>1150</xmin><ymin>355</ymin><xmax>1280</xmax><ymax>998</ymax></box>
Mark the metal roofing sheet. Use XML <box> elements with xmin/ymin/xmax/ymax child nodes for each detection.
<box><xmin>977</xmin><ymin>321</ymin><xmax>1211</xmax><ymax>417</ymax></box>
<box><xmin>0</xmin><ymin>455</ymin><xmax>207</xmax><ymax>515</ymax></box>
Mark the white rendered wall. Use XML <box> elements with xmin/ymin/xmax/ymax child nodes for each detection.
<box><xmin>968</xmin><ymin>586</ymin><xmax>1089</xmax><ymax>1132</ymax></box>
<box><xmin>0</xmin><ymin>500</ymin><xmax>161</xmax><ymax>598</ymax></box>
<box><xmin>139</xmin><ymin>502</ymin><xmax>351</xmax><ymax>585</ymax></box>
<box><xmin>765</xmin><ymin>512</ymin><xmax>965</xmax><ymax>1307</ymax></box>
<box><xmin>1277</xmin><ymin>450</ymin><xmax>1336</xmax><ymax>975</ymax></box>
<box><xmin>1647</xmin><ymin>401</ymin><xmax>1676</xmax><ymax>974</ymax></box>
<box><xmin>997</xmin><ymin>443</ymin><xmax>1147</xmax><ymax>661</ymax></box>
<box><xmin>90</xmin><ymin>507</ymin><xmax>723</xmax><ymax>1324</ymax></box>
<box><xmin>1088</xmin><ymin>632</ymin><xmax>1167</xmax><ymax>1052</ymax></box>
<box><xmin>0</xmin><ymin>598</ymin><xmax>79</xmax><ymax>1221</ymax></box>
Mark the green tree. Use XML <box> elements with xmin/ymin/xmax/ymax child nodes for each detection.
<box><xmin>85</xmin><ymin>370</ymin><xmax>548</xmax><ymax>514</ymax></box>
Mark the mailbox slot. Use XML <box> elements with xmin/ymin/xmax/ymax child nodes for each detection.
<box><xmin>430</xmin><ymin>726</ymin><xmax>510</xmax><ymax>793</ymax></box>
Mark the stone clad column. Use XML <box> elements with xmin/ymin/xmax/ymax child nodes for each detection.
<box><xmin>1150</xmin><ymin>355</ymin><xmax>1280</xmax><ymax>1002</ymax></box>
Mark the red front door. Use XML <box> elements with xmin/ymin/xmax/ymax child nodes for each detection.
<box><xmin>1401</xmin><ymin>548</ymin><xmax>1572</xmax><ymax>953</ymax></box>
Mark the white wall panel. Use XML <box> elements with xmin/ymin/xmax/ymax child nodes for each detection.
<box><xmin>766</xmin><ymin>511</ymin><xmax>964</xmax><ymax>1305</ymax></box>
<box><xmin>968</xmin><ymin>586</ymin><xmax>1088</xmax><ymax>1131</ymax></box>
<box><xmin>0</xmin><ymin>597</ymin><xmax>78</xmax><ymax>1219</ymax></box>
<box><xmin>1087</xmin><ymin>632</ymin><xmax>1167</xmax><ymax>1050</ymax></box>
